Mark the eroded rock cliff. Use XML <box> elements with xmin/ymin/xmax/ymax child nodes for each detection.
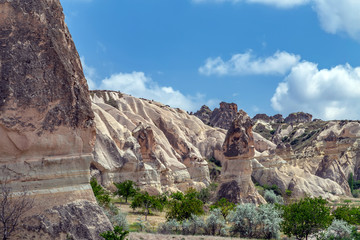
<box><xmin>91</xmin><ymin>91</ymin><xmax>227</xmax><ymax>194</ymax></box>
<box><xmin>252</xmin><ymin>116</ymin><xmax>355</xmax><ymax>200</ymax></box>
<box><xmin>0</xmin><ymin>0</ymin><xmax>111</xmax><ymax>238</ymax></box>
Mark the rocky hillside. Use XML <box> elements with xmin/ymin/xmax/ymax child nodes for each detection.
<box><xmin>194</xmin><ymin>104</ymin><xmax>353</xmax><ymax>200</ymax></box>
<box><xmin>0</xmin><ymin>0</ymin><xmax>111</xmax><ymax>239</ymax></box>
<box><xmin>252</xmin><ymin>115</ymin><xmax>358</xmax><ymax>199</ymax></box>
<box><xmin>90</xmin><ymin>91</ymin><xmax>226</xmax><ymax>194</ymax></box>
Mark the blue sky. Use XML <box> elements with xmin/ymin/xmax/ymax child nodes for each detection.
<box><xmin>60</xmin><ymin>0</ymin><xmax>360</xmax><ymax>120</ymax></box>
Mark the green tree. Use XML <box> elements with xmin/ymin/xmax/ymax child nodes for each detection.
<box><xmin>90</xmin><ymin>178</ymin><xmax>111</xmax><ymax>206</ymax></box>
<box><xmin>332</xmin><ymin>205</ymin><xmax>360</xmax><ymax>225</ymax></box>
<box><xmin>210</xmin><ymin>197</ymin><xmax>235</xmax><ymax>218</ymax></box>
<box><xmin>130</xmin><ymin>192</ymin><xmax>163</xmax><ymax>221</ymax></box>
<box><xmin>100</xmin><ymin>226</ymin><xmax>129</xmax><ymax>240</ymax></box>
<box><xmin>281</xmin><ymin>197</ymin><xmax>332</xmax><ymax>240</ymax></box>
<box><xmin>166</xmin><ymin>189</ymin><xmax>204</xmax><ymax>221</ymax></box>
<box><xmin>113</xmin><ymin>180</ymin><xmax>138</xmax><ymax>203</ymax></box>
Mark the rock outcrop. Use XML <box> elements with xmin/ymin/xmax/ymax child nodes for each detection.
<box><xmin>91</xmin><ymin>91</ymin><xmax>227</xmax><ymax>194</ymax></box>
<box><xmin>216</xmin><ymin>110</ymin><xmax>265</xmax><ymax>204</ymax></box>
<box><xmin>252</xmin><ymin>118</ymin><xmax>356</xmax><ymax>199</ymax></box>
<box><xmin>194</xmin><ymin>102</ymin><xmax>238</xmax><ymax>129</ymax></box>
<box><xmin>0</xmin><ymin>0</ymin><xmax>111</xmax><ymax>238</ymax></box>
<box><xmin>284</xmin><ymin>112</ymin><xmax>312</xmax><ymax>124</ymax></box>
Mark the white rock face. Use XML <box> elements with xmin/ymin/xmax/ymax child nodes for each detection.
<box><xmin>90</xmin><ymin>91</ymin><xmax>226</xmax><ymax>193</ymax></box>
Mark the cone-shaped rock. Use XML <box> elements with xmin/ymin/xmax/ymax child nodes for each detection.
<box><xmin>217</xmin><ymin>110</ymin><xmax>265</xmax><ymax>204</ymax></box>
<box><xmin>0</xmin><ymin>0</ymin><xmax>111</xmax><ymax>238</ymax></box>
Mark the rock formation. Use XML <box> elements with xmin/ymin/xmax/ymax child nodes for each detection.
<box><xmin>0</xmin><ymin>0</ymin><xmax>111</xmax><ymax>238</ymax></box>
<box><xmin>194</xmin><ymin>102</ymin><xmax>238</xmax><ymax>129</ymax></box>
<box><xmin>217</xmin><ymin>110</ymin><xmax>265</xmax><ymax>204</ymax></box>
<box><xmin>252</xmin><ymin>118</ymin><xmax>355</xmax><ymax>200</ymax></box>
<box><xmin>284</xmin><ymin>112</ymin><xmax>312</xmax><ymax>124</ymax></box>
<box><xmin>91</xmin><ymin>91</ymin><xmax>226</xmax><ymax>194</ymax></box>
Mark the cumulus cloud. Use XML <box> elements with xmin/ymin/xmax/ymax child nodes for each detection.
<box><xmin>193</xmin><ymin>0</ymin><xmax>309</xmax><ymax>8</ymax></box>
<box><xmin>98</xmin><ymin>71</ymin><xmax>215</xmax><ymax>112</ymax></box>
<box><xmin>271</xmin><ymin>62</ymin><xmax>360</xmax><ymax>120</ymax></box>
<box><xmin>199</xmin><ymin>50</ymin><xmax>300</xmax><ymax>76</ymax></box>
<box><xmin>247</xmin><ymin>0</ymin><xmax>310</xmax><ymax>8</ymax></box>
<box><xmin>313</xmin><ymin>0</ymin><xmax>360</xmax><ymax>40</ymax></box>
<box><xmin>193</xmin><ymin>0</ymin><xmax>360</xmax><ymax>40</ymax></box>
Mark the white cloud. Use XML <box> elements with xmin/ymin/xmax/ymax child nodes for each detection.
<box><xmin>192</xmin><ymin>0</ymin><xmax>309</xmax><ymax>8</ymax></box>
<box><xmin>81</xmin><ymin>57</ymin><xmax>97</xmax><ymax>90</ymax></box>
<box><xmin>193</xmin><ymin>0</ymin><xmax>360</xmax><ymax>40</ymax></box>
<box><xmin>271</xmin><ymin>62</ymin><xmax>360</xmax><ymax>120</ymax></box>
<box><xmin>199</xmin><ymin>50</ymin><xmax>300</xmax><ymax>76</ymax></box>
<box><xmin>99</xmin><ymin>71</ymin><xmax>214</xmax><ymax>112</ymax></box>
<box><xmin>313</xmin><ymin>0</ymin><xmax>360</xmax><ymax>40</ymax></box>
<box><xmin>247</xmin><ymin>0</ymin><xmax>310</xmax><ymax>8</ymax></box>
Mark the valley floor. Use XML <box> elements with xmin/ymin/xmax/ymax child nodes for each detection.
<box><xmin>128</xmin><ymin>232</ymin><xmax>254</xmax><ymax>240</ymax></box>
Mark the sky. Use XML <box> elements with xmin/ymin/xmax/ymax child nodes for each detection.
<box><xmin>60</xmin><ymin>0</ymin><xmax>360</xmax><ymax>120</ymax></box>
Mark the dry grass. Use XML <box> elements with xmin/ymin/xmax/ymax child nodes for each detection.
<box><xmin>115</xmin><ymin>202</ymin><xmax>166</xmax><ymax>229</ymax></box>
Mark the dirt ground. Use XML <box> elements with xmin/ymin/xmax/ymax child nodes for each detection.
<box><xmin>115</xmin><ymin>202</ymin><xmax>167</xmax><ymax>229</ymax></box>
<box><xmin>128</xmin><ymin>232</ymin><xmax>254</xmax><ymax>240</ymax></box>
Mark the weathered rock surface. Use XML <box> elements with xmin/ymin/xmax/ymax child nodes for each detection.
<box><xmin>217</xmin><ymin>110</ymin><xmax>265</xmax><ymax>204</ymax></box>
<box><xmin>252</xmin><ymin>118</ymin><xmax>358</xmax><ymax>199</ymax></box>
<box><xmin>193</xmin><ymin>102</ymin><xmax>238</xmax><ymax>129</ymax></box>
<box><xmin>18</xmin><ymin>200</ymin><xmax>112</xmax><ymax>240</ymax></box>
<box><xmin>91</xmin><ymin>91</ymin><xmax>227</xmax><ymax>194</ymax></box>
<box><xmin>0</xmin><ymin>0</ymin><xmax>110</xmax><ymax>238</ymax></box>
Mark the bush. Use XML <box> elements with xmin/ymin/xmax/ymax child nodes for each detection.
<box><xmin>205</xmin><ymin>208</ymin><xmax>227</xmax><ymax>236</ymax></box>
<box><xmin>102</xmin><ymin>203</ymin><xmax>129</xmax><ymax>231</ymax></box>
<box><xmin>91</xmin><ymin>178</ymin><xmax>111</xmax><ymax>206</ymax></box>
<box><xmin>100</xmin><ymin>226</ymin><xmax>129</xmax><ymax>240</ymax></box>
<box><xmin>210</xmin><ymin>197</ymin><xmax>235</xmax><ymax>218</ymax></box>
<box><xmin>332</xmin><ymin>206</ymin><xmax>360</xmax><ymax>225</ymax></box>
<box><xmin>158</xmin><ymin>219</ymin><xmax>180</xmax><ymax>234</ymax></box>
<box><xmin>318</xmin><ymin>219</ymin><xmax>352</xmax><ymax>240</ymax></box>
<box><xmin>281</xmin><ymin>197</ymin><xmax>332</xmax><ymax>240</ymax></box>
<box><xmin>166</xmin><ymin>189</ymin><xmax>204</xmax><ymax>221</ymax></box>
<box><xmin>227</xmin><ymin>203</ymin><xmax>282</xmax><ymax>239</ymax></box>
<box><xmin>264</xmin><ymin>190</ymin><xmax>284</xmax><ymax>204</ymax></box>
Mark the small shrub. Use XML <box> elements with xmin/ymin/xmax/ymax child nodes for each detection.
<box><xmin>264</xmin><ymin>190</ymin><xmax>284</xmax><ymax>204</ymax></box>
<box><xmin>285</xmin><ymin>189</ymin><xmax>292</xmax><ymax>197</ymax></box>
<box><xmin>205</xmin><ymin>208</ymin><xmax>227</xmax><ymax>236</ymax></box>
<box><xmin>158</xmin><ymin>219</ymin><xmax>180</xmax><ymax>234</ymax></box>
<box><xmin>318</xmin><ymin>219</ymin><xmax>352</xmax><ymax>240</ymax></box>
<box><xmin>91</xmin><ymin>178</ymin><xmax>111</xmax><ymax>206</ymax></box>
<box><xmin>210</xmin><ymin>197</ymin><xmax>235</xmax><ymax>218</ymax></box>
<box><xmin>100</xmin><ymin>226</ymin><xmax>129</xmax><ymax>240</ymax></box>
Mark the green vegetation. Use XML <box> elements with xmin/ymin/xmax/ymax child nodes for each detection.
<box><xmin>130</xmin><ymin>191</ymin><xmax>164</xmax><ymax>221</ymax></box>
<box><xmin>100</xmin><ymin>226</ymin><xmax>129</xmax><ymax>240</ymax></box>
<box><xmin>332</xmin><ymin>205</ymin><xmax>360</xmax><ymax>225</ymax></box>
<box><xmin>281</xmin><ymin>196</ymin><xmax>332</xmax><ymax>240</ymax></box>
<box><xmin>210</xmin><ymin>197</ymin><xmax>235</xmax><ymax>218</ymax></box>
<box><xmin>114</xmin><ymin>180</ymin><xmax>139</xmax><ymax>203</ymax></box>
<box><xmin>166</xmin><ymin>189</ymin><xmax>204</xmax><ymax>221</ymax></box>
<box><xmin>228</xmin><ymin>203</ymin><xmax>282</xmax><ymax>239</ymax></box>
<box><xmin>90</xmin><ymin>178</ymin><xmax>111</xmax><ymax>206</ymax></box>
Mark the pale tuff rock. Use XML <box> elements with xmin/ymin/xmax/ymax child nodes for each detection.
<box><xmin>251</xmin><ymin>118</ymin><xmax>358</xmax><ymax>199</ymax></box>
<box><xmin>217</xmin><ymin>110</ymin><xmax>265</xmax><ymax>204</ymax></box>
<box><xmin>91</xmin><ymin>91</ymin><xmax>226</xmax><ymax>193</ymax></box>
<box><xmin>0</xmin><ymin>0</ymin><xmax>110</xmax><ymax>237</ymax></box>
